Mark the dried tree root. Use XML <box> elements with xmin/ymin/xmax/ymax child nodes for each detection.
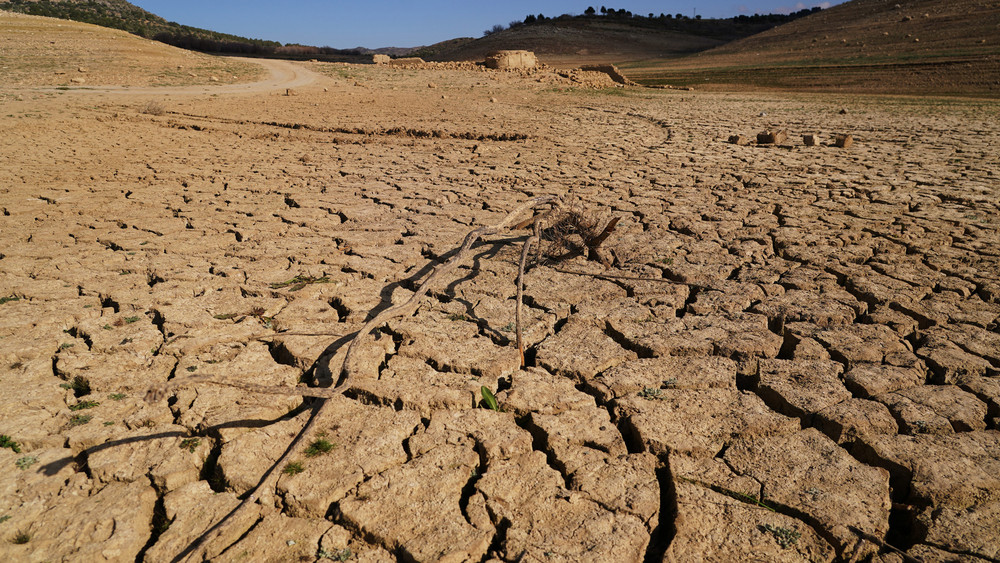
<box><xmin>166</xmin><ymin>195</ymin><xmax>559</xmax><ymax>562</ymax></box>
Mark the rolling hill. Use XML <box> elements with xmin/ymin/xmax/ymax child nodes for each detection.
<box><xmin>618</xmin><ymin>0</ymin><xmax>1000</xmax><ymax>96</ymax></box>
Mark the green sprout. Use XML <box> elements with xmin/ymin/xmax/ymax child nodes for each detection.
<box><xmin>179</xmin><ymin>438</ymin><xmax>200</xmax><ymax>453</ymax></box>
<box><xmin>480</xmin><ymin>386</ymin><xmax>502</xmax><ymax>412</ymax></box>
<box><xmin>283</xmin><ymin>461</ymin><xmax>304</xmax><ymax>476</ymax></box>
<box><xmin>0</xmin><ymin>435</ymin><xmax>21</xmax><ymax>454</ymax></box>
<box><xmin>762</xmin><ymin>524</ymin><xmax>801</xmax><ymax>548</ymax></box>
<box><xmin>304</xmin><ymin>439</ymin><xmax>336</xmax><ymax>457</ymax></box>
<box><xmin>15</xmin><ymin>456</ymin><xmax>37</xmax><ymax>470</ymax></box>
<box><xmin>69</xmin><ymin>400</ymin><xmax>99</xmax><ymax>411</ymax></box>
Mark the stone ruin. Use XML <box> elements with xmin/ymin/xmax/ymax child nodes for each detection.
<box><xmin>485</xmin><ymin>50</ymin><xmax>538</xmax><ymax>70</ymax></box>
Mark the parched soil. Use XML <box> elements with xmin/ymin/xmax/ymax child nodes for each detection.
<box><xmin>1</xmin><ymin>46</ymin><xmax>1000</xmax><ymax>563</ymax></box>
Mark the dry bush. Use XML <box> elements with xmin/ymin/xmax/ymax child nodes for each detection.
<box><xmin>140</xmin><ymin>101</ymin><xmax>166</xmax><ymax>116</ymax></box>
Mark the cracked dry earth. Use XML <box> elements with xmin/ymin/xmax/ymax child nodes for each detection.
<box><xmin>1</xmin><ymin>62</ymin><xmax>999</xmax><ymax>563</ymax></box>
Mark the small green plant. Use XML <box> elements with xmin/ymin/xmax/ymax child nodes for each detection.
<box><xmin>283</xmin><ymin>461</ymin><xmax>304</xmax><ymax>476</ymax></box>
<box><xmin>68</xmin><ymin>414</ymin><xmax>92</xmax><ymax>426</ymax></box>
<box><xmin>103</xmin><ymin>421</ymin><xmax>114</xmax><ymax>426</ymax></box>
<box><xmin>60</xmin><ymin>376</ymin><xmax>91</xmax><ymax>397</ymax></box>
<box><xmin>662</xmin><ymin>378</ymin><xmax>678</xmax><ymax>388</ymax></box>
<box><xmin>11</xmin><ymin>530</ymin><xmax>30</xmax><ymax>544</ymax></box>
<box><xmin>15</xmin><ymin>456</ymin><xmax>37</xmax><ymax>470</ymax></box>
<box><xmin>179</xmin><ymin>438</ymin><xmax>200</xmax><ymax>453</ymax></box>
<box><xmin>480</xmin><ymin>386</ymin><xmax>502</xmax><ymax>412</ymax></box>
<box><xmin>304</xmin><ymin>439</ymin><xmax>336</xmax><ymax>457</ymax></box>
<box><xmin>8</xmin><ymin>361</ymin><xmax>23</xmax><ymax>370</ymax></box>
<box><xmin>0</xmin><ymin>296</ymin><xmax>20</xmax><ymax>305</ymax></box>
<box><xmin>102</xmin><ymin>324</ymin><xmax>113</xmax><ymax>330</ymax></box>
<box><xmin>123</xmin><ymin>316</ymin><xmax>140</xmax><ymax>324</ymax></box>
<box><xmin>0</xmin><ymin>435</ymin><xmax>21</xmax><ymax>454</ymax></box>
<box><xmin>762</xmin><ymin>524</ymin><xmax>801</xmax><ymax>548</ymax></box>
<box><xmin>108</xmin><ymin>393</ymin><xmax>127</xmax><ymax>401</ymax></box>
<box><xmin>912</xmin><ymin>420</ymin><xmax>929</xmax><ymax>433</ymax></box>
<box><xmin>186</xmin><ymin>366</ymin><xmax>198</xmax><ymax>372</ymax></box>
<box><xmin>0</xmin><ymin>515</ymin><xmax>10</xmax><ymax>524</ymax></box>
<box><xmin>448</xmin><ymin>313</ymin><xmax>468</xmax><ymax>322</ymax></box>
<box><xmin>69</xmin><ymin>400</ymin><xmax>99</xmax><ymax>411</ymax></box>
<box><xmin>500</xmin><ymin>322</ymin><xmax>515</xmax><ymax>332</ymax></box>
<box><xmin>638</xmin><ymin>387</ymin><xmax>664</xmax><ymax>400</ymax></box>
<box><xmin>58</xmin><ymin>342</ymin><xmax>74</xmax><ymax>350</ymax></box>
<box><xmin>318</xmin><ymin>547</ymin><xmax>353</xmax><ymax>561</ymax></box>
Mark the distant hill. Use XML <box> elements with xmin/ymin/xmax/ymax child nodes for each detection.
<box><xmin>0</xmin><ymin>0</ymin><xmax>280</xmax><ymax>53</ymax></box>
<box><xmin>618</xmin><ymin>0</ymin><xmax>1000</xmax><ymax>96</ymax></box>
<box><xmin>415</xmin><ymin>10</ymin><xmax>820</xmax><ymax>68</ymax></box>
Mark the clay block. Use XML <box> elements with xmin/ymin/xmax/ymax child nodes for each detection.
<box><xmin>729</xmin><ymin>134</ymin><xmax>750</xmax><ymax>145</ymax></box>
<box><xmin>757</xmin><ymin>129</ymin><xmax>788</xmax><ymax>144</ymax></box>
<box><xmin>835</xmin><ymin>134</ymin><xmax>854</xmax><ymax>148</ymax></box>
<box><xmin>803</xmin><ymin>134</ymin><xmax>817</xmax><ymax>146</ymax></box>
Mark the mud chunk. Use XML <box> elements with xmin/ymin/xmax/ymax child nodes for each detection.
<box><xmin>843</xmin><ymin>363</ymin><xmax>925</xmax><ymax>398</ymax></box>
<box><xmin>616</xmin><ymin>389</ymin><xmax>798</xmax><ymax>458</ymax></box>
<box><xmin>757</xmin><ymin>129</ymin><xmax>788</xmax><ymax>144</ymax></box>
<box><xmin>536</xmin><ymin>318</ymin><xmax>636</xmax><ymax>380</ymax></box>
<box><xmin>583</xmin><ymin>356</ymin><xmax>737</xmax><ymax>403</ymax></box>
<box><xmin>665</xmin><ymin>477</ymin><xmax>836</xmax><ymax>562</ymax></box>
<box><xmin>753</xmin><ymin>359</ymin><xmax>851</xmax><ymax>423</ymax></box>
<box><xmin>878</xmin><ymin>385</ymin><xmax>988</xmax><ymax>434</ymax></box>
<box><xmin>724</xmin><ymin>428</ymin><xmax>890</xmax><ymax>556</ymax></box>
<box><xmin>814</xmin><ymin>398</ymin><xmax>898</xmax><ymax>445</ymax></box>
<box><xmin>337</xmin><ymin>444</ymin><xmax>492</xmax><ymax>562</ymax></box>
<box><xmin>834</xmin><ymin>133</ymin><xmax>854</xmax><ymax>148</ymax></box>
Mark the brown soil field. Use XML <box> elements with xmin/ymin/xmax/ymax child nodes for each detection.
<box><xmin>2</xmin><ymin>11</ymin><xmax>1000</xmax><ymax>563</ymax></box>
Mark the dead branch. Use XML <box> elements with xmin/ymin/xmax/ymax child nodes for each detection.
<box><xmin>170</xmin><ymin>194</ymin><xmax>560</xmax><ymax>562</ymax></box>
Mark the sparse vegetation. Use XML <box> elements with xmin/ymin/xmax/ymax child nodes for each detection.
<box><xmin>68</xmin><ymin>414</ymin><xmax>92</xmax><ymax>426</ymax></box>
<box><xmin>0</xmin><ymin>435</ymin><xmax>21</xmax><ymax>454</ymax></box>
<box><xmin>69</xmin><ymin>400</ymin><xmax>99</xmax><ymax>411</ymax></box>
<box><xmin>318</xmin><ymin>547</ymin><xmax>353</xmax><ymax>561</ymax></box>
<box><xmin>10</xmin><ymin>530</ymin><xmax>30</xmax><ymax>544</ymax></box>
<box><xmin>141</xmin><ymin>101</ymin><xmax>166</xmax><ymax>116</ymax></box>
<box><xmin>762</xmin><ymin>524</ymin><xmax>801</xmax><ymax>548</ymax></box>
<box><xmin>109</xmin><ymin>393</ymin><xmax>127</xmax><ymax>401</ymax></box>
<box><xmin>638</xmin><ymin>387</ymin><xmax>664</xmax><ymax>400</ymax></box>
<box><xmin>304</xmin><ymin>439</ymin><xmax>336</xmax><ymax>457</ymax></box>
<box><xmin>179</xmin><ymin>438</ymin><xmax>200</xmax><ymax>453</ymax></box>
<box><xmin>0</xmin><ymin>296</ymin><xmax>20</xmax><ymax>305</ymax></box>
<box><xmin>60</xmin><ymin>376</ymin><xmax>91</xmax><ymax>397</ymax></box>
<box><xmin>283</xmin><ymin>461</ymin><xmax>305</xmax><ymax>476</ymax></box>
<box><xmin>15</xmin><ymin>456</ymin><xmax>38</xmax><ymax>470</ymax></box>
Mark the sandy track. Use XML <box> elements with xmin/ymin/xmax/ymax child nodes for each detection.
<box><xmin>32</xmin><ymin>57</ymin><xmax>321</xmax><ymax>95</ymax></box>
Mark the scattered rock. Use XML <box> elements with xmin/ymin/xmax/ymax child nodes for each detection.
<box><xmin>757</xmin><ymin>129</ymin><xmax>789</xmax><ymax>144</ymax></box>
<box><xmin>729</xmin><ymin>134</ymin><xmax>751</xmax><ymax>145</ymax></box>
<box><xmin>803</xmin><ymin>133</ymin><xmax>817</xmax><ymax>146</ymax></box>
<box><xmin>835</xmin><ymin>133</ymin><xmax>854</xmax><ymax>148</ymax></box>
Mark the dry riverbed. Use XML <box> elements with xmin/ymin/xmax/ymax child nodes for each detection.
<box><xmin>1</xmin><ymin>56</ymin><xmax>999</xmax><ymax>562</ymax></box>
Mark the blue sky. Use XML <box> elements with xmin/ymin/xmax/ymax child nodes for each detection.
<box><xmin>130</xmin><ymin>1</ymin><xmax>842</xmax><ymax>49</ymax></box>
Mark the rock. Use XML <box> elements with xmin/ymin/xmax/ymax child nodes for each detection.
<box><xmin>803</xmin><ymin>134</ymin><xmax>817</xmax><ymax>146</ymax></box>
<box><xmin>835</xmin><ymin>134</ymin><xmax>854</xmax><ymax>148</ymax></box>
<box><xmin>209</xmin><ymin>75</ymin><xmax>219</xmax><ymax>82</ymax></box>
<box><xmin>372</xmin><ymin>54</ymin><xmax>390</xmax><ymax>64</ymax></box>
<box><xmin>729</xmin><ymin>134</ymin><xmax>751</xmax><ymax>145</ymax></box>
<box><xmin>580</xmin><ymin>64</ymin><xmax>638</xmax><ymax>86</ymax></box>
<box><xmin>285</xmin><ymin>88</ymin><xmax>296</xmax><ymax>96</ymax></box>
<box><xmin>485</xmin><ymin>50</ymin><xmax>538</xmax><ymax>70</ymax></box>
<box><xmin>69</xmin><ymin>77</ymin><xmax>85</xmax><ymax>84</ymax></box>
<box><xmin>77</xmin><ymin>67</ymin><xmax>87</xmax><ymax>73</ymax></box>
<box><xmin>757</xmin><ymin>129</ymin><xmax>788</xmax><ymax>144</ymax></box>
<box><xmin>498</xmin><ymin>366</ymin><xmax>596</xmax><ymax>417</ymax></box>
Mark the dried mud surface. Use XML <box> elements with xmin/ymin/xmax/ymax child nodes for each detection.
<box><xmin>1</xmin><ymin>55</ymin><xmax>999</xmax><ymax>563</ymax></box>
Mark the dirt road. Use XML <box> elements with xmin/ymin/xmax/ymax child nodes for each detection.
<box><xmin>33</xmin><ymin>57</ymin><xmax>322</xmax><ymax>95</ymax></box>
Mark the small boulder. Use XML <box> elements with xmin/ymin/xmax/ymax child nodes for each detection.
<box><xmin>757</xmin><ymin>129</ymin><xmax>788</xmax><ymax>144</ymax></box>
<box><xmin>729</xmin><ymin>134</ymin><xmax>751</xmax><ymax>146</ymax></box>
<box><xmin>803</xmin><ymin>134</ymin><xmax>817</xmax><ymax>146</ymax></box>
